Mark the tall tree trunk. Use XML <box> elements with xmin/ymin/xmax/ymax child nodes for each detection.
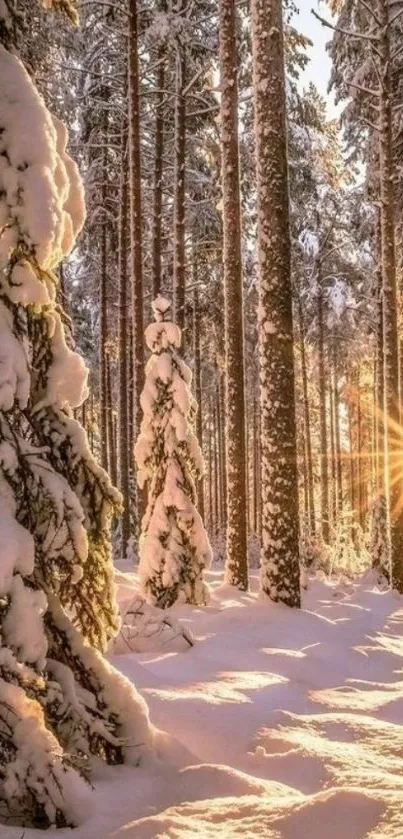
<box><xmin>317</xmin><ymin>278</ymin><xmax>330</xmax><ymax>543</ymax></box>
<box><xmin>207</xmin><ymin>403</ymin><xmax>213</xmax><ymax>535</ymax></box>
<box><xmin>356</xmin><ymin>371</ymin><xmax>365</xmax><ymax>528</ymax></box>
<box><xmin>297</xmin><ymin>293</ymin><xmax>315</xmax><ymax>533</ymax></box>
<box><xmin>128</xmin><ymin>0</ymin><xmax>145</xmax><ymax>526</ymax></box>
<box><xmin>213</xmin><ymin>397</ymin><xmax>220</xmax><ymax>537</ymax></box>
<box><xmin>106</xmin><ymin>356</ymin><xmax>117</xmax><ymax>487</ymax></box>
<box><xmin>99</xmin><ymin>140</ymin><xmax>108</xmax><ymax>471</ymax></box>
<box><xmin>219</xmin><ymin>0</ymin><xmax>248</xmax><ymax>587</ymax></box>
<box><xmin>152</xmin><ymin>33</ymin><xmax>166</xmax><ymax>299</ymax></box>
<box><xmin>333</xmin><ymin>354</ymin><xmax>343</xmax><ymax>514</ymax></box>
<box><xmin>348</xmin><ymin>394</ymin><xmax>356</xmax><ymax>515</ymax></box>
<box><xmin>252</xmin><ymin>389</ymin><xmax>259</xmax><ymax>536</ymax></box>
<box><xmin>218</xmin><ymin>373</ymin><xmax>228</xmax><ymax>533</ymax></box>
<box><xmin>256</xmin><ymin>402</ymin><xmax>262</xmax><ymax>540</ymax></box>
<box><xmin>378</xmin><ymin>0</ymin><xmax>403</xmax><ymax>590</ymax></box>
<box><xmin>118</xmin><ymin>142</ymin><xmax>131</xmax><ymax>557</ymax></box>
<box><xmin>173</xmin><ymin>5</ymin><xmax>187</xmax><ymax>334</ymax></box>
<box><xmin>329</xmin><ymin>376</ymin><xmax>337</xmax><ymax>527</ymax></box>
<box><xmin>193</xmin><ymin>284</ymin><xmax>204</xmax><ymax>519</ymax></box>
<box><xmin>89</xmin><ymin>390</ymin><xmax>94</xmax><ymax>454</ymax></box>
<box><xmin>375</xmin><ymin>214</ymin><xmax>384</xmax><ymax>493</ymax></box>
<box><xmin>251</xmin><ymin>0</ymin><xmax>300</xmax><ymax>606</ymax></box>
<box><xmin>219</xmin><ymin>0</ymin><xmax>248</xmax><ymax>588</ymax></box>
<box><xmin>216</xmin><ymin>380</ymin><xmax>224</xmax><ymax>534</ymax></box>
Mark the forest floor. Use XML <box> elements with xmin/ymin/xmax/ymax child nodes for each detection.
<box><xmin>6</xmin><ymin>568</ymin><xmax>403</xmax><ymax>838</ymax></box>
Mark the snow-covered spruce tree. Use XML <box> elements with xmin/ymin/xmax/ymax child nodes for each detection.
<box><xmin>135</xmin><ymin>297</ymin><xmax>212</xmax><ymax>608</ymax></box>
<box><xmin>0</xmin><ymin>46</ymin><xmax>153</xmax><ymax>828</ymax></box>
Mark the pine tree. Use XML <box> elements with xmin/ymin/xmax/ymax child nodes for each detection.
<box><xmin>0</xmin><ymin>45</ymin><xmax>153</xmax><ymax>828</ymax></box>
<box><xmin>250</xmin><ymin>0</ymin><xmax>301</xmax><ymax>607</ymax></box>
<box><xmin>135</xmin><ymin>297</ymin><xmax>212</xmax><ymax>608</ymax></box>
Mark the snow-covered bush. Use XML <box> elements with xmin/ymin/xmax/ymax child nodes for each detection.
<box><xmin>0</xmin><ymin>46</ymin><xmax>153</xmax><ymax>828</ymax></box>
<box><xmin>112</xmin><ymin>592</ymin><xmax>194</xmax><ymax>654</ymax></box>
<box><xmin>370</xmin><ymin>495</ymin><xmax>390</xmax><ymax>583</ymax></box>
<box><xmin>300</xmin><ymin>508</ymin><xmax>371</xmax><ymax>580</ymax></box>
<box><xmin>299</xmin><ymin>528</ymin><xmax>328</xmax><ymax>571</ymax></box>
<box><xmin>328</xmin><ymin>509</ymin><xmax>370</xmax><ymax>578</ymax></box>
<box><xmin>135</xmin><ymin>297</ymin><xmax>212</xmax><ymax>608</ymax></box>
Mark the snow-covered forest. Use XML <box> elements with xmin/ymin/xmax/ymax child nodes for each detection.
<box><xmin>1</xmin><ymin>0</ymin><xmax>403</xmax><ymax>835</ymax></box>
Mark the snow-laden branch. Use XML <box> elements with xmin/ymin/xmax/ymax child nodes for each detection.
<box><xmin>311</xmin><ymin>9</ymin><xmax>380</xmax><ymax>43</ymax></box>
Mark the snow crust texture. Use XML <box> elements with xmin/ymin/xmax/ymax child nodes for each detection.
<box><xmin>6</xmin><ymin>569</ymin><xmax>403</xmax><ymax>838</ymax></box>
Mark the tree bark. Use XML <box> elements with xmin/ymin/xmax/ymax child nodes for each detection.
<box><xmin>252</xmin><ymin>389</ymin><xmax>259</xmax><ymax>537</ymax></box>
<box><xmin>317</xmin><ymin>276</ymin><xmax>330</xmax><ymax>543</ymax></box>
<box><xmin>128</xmin><ymin>0</ymin><xmax>145</xmax><ymax>527</ymax></box>
<box><xmin>193</xmin><ymin>284</ymin><xmax>204</xmax><ymax>520</ymax></box>
<box><xmin>207</xmin><ymin>402</ymin><xmax>213</xmax><ymax>535</ymax></box>
<box><xmin>378</xmin><ymin>0</ymin><xmax>403</xmax><ymax>590</ymax></box>
<box><xmin>297</xmin><ymin>292</ymin><xmax>315</xmax><ymax>533</ymax></box>
<box><xmin>333</xmin><ymin>354</ymin><xmax>343</xmax><ymax>514</ymax></box>
<box><xmin>118</xmin><ymin>141</ymin><xmax>131</xmax><ymax>557</ymax></box>
<box><xmin>213</xmin><ymin>396</ymin><xmax>220</xmax><ymax>536</ymax></box>
<box><xmin>251</xmin><ymin>0</ymin><xmax>300</xmax><ymax>606</ymax></box>
<box><xmin>99</xmin><ymin>139</ymin><xmax>108</xmax><ymax>472</ymax></box>
<box><xmin>329</xmin><ymin>375</ymin><xmax>337</xmax><ymax>527</ymax></box>
<box><xmin>173</xmin><ymin>4</ymin><xmax>187</xmax><ymax>334</ymax></box>
<box><xmin>219</xmin><ymin>0</ymin><xmax>248</xmax><ymax>587</ymax></box>
<box><xmin>106</xmin><ymin>356</ymin><xmax>117</xmax><ymax>487</ymax></box>
<box><xmin>152</xmin><ymin>37</ymin><xmax>166</xmax><ymax>299</ymax></box>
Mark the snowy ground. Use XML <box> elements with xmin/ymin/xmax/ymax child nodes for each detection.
<box><xmin>5</xmin><ymin>569</ymin><xmax>403</xmax><ymax>838</ymax></box>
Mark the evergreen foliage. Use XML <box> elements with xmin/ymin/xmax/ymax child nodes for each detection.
<box><xmin>0</xmin><ymin>45</ymin><xmax>152</xmax><ymax>828</ymax></box>
<box><xmin>135</xmin><ymin>297</ymin><xmax>212</xmax><ymax>608</ymax></box>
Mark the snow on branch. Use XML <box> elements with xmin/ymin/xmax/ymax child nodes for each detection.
<box><xmin>135</xmin><ymin>296</ymin><xmax>212</xmax><ymax>609</ymax></box>
<box><xmin>0</xmin><ymin>45</ymin><xmax>153</xmax><ymax>828</ymax></box>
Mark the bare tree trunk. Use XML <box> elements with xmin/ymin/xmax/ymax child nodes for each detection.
<box><xmin>348</xmin><ymin>393</ymin><xmax>356</xmax><ymax>516</ymax></box>
<box><xmin>193</xmin><ymin>284</ymin><xmax>204</xmax><ymax>520</ymax></box>
<box><xmin>317</xmin><ymin>278</ymin><xmax>329</xmax><ymax>543</ymax></box>
<box><xmin>152</xmin><ymin>32</ymin><xmax>166</xmax><ymax>299</ymax></box>
<box><xmin>89</xmin><ymin>390</ymin><xmax>94</xmax><ymax>454</ymax></box>
<box><xmin>378</xmin><ymin>0</ymin><xmax>403</xmax><ymax>590</ymax></box>
<box><xmin>251</xmin><ymin>0</ymin><xmax>300</xmax><ymax>606</ymax></box>
<box><xmin>333</xmin><ymin>356</ymin><xmax>343</xmax><ymax>514</ymax></box>
<box><xmin>218</xmin><ymin>374</ymin><xmax>227</xmax><ymax>533</ymax></box>
<box><xmin>256</xmin><ymin>403</ymin><xmax>262</xmax><ymax>540</ymax></box>
<box><xmin>173</xmin><ymin>4</ymin><xmax>187</xmax><ymax>334</ymax></box>
<box><xmin>219</xmin><ymin>0</ymin><xmax>248</xmax><ymax>588</ymax></box>
<box><xmin>106</xmin><ymin>356</ymin><xmax>117</xmax><ymax>487</ymax></box>
<box><xmin>118</xmin><ymin>141</ymin><xmax>131</xmax><ymax>557</ymax></box>
<box><xmin>297</xmin><ymin>293</ymin><xmax>315</xmax><ymax>533</ymax></box>
<box><xmin>99</xmin><ymin>141</ymin><xmax>108</xmax><ymax>471</ymax></box>
<box><xmin>329</xmin><ymin>375</ymin><xmax>337</xmax><ymax>528</ymax></box>
<box><xmin>252</xmin><ymin>390</ymin><xmax>258</xmax><ymax>536</ymax></box>
<box><xmin>213</xmin><ymin>396</ymin><xmax>220</xmax><ymax>537</ymax></box>
<box><xmin>128</xmin><ymin>0</ymin><xmax>145</xmax><ymax>526</ymax></box>
<box><xmin>207</xmin><ymin>403</ymin><xmax>213</xmax><ymax>535</ymax></box>
<box><xmin>216</xmin><ymin>381</ymin><xmax>224</xmax><ymax>534</ymax></box>
<box><xmin>356</xmin><ymin>371</ymin><xmax>365</xmax><ymax>528</ymax></box>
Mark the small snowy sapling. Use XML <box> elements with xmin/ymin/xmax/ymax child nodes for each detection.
<box><xmin>135</xmin><ymin>297</ymin><xmax>212</xmax><ymax>608</ymax></box>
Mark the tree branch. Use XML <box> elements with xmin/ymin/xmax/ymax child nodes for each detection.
<box><xmin>311</xmin><ymin>9</ymin><xmax>380</xmax><ymax>43</ymax></box>
<box><xmin>356</xmin><ymin>0</ymin><xmax>381</xmax><ymax>26</ymax></box>
<box><xmin>389</xmin><ymin>5</ymin><xmax>403</xmax><ymax>26</ymax></box>
<box><xmin>347</xmin><ymin>80</ymin><xmax>379</xmax><ymax>98</ymax></box>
